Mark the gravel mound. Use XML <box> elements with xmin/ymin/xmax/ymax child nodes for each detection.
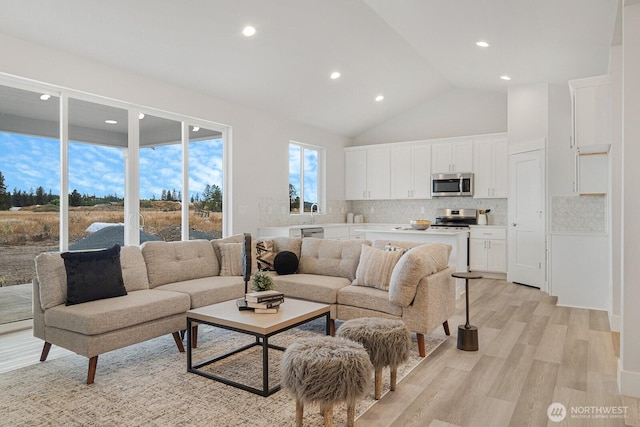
<box><xmin>155</xmin><ymin>224</ymin><xmax>218</xmax><ymax>241</ymax></box>
<box><xmin>69</xmin><ymin>226</ymin><xmax>161</xmax><ymax>250</ymax></box>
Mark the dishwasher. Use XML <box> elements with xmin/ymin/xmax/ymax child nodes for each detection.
<box><xmin>300</xmin><ymin>227</ymin><xmax>324</xmax><ymax>238</ymax></box>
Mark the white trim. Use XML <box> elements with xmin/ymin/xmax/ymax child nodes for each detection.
<box><xmin>59</xmin><ymin>94</ymin><xmax>69</xmax><ymax>252</ymax></box>
<box><xmin>181</xmin><ymin>122</ymin><xmax>190</xmax><ymax>241</ymax></box>
<box><xmin>618</xmin><ymin>359</ymin><xmax>640</xmax><ymax>398</ymax></box>
<box><xmin>125</xmin><ymin>109</ymin><xmax>141</xmax><ymax>246</ymax></box>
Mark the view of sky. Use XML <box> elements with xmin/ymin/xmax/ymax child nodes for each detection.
<box><xmin>289</xmin><ymin>143</ymin><xmax>318</xmax><ymax>204</ymax></box>
<box><xmin>0</xmin><ymin>132</ymin><xmax>223</xmax><ymax>201</ymax></box>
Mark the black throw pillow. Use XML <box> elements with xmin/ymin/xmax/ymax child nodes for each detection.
<box><xmin>274</xmin><ymin>251</ymin><xmax>299</xmax><ymax>275</ymax></box>
<box><xmin>61</xmin><ymin>244</ymin><xmax>127</xmax><ymax>306</ymax></box>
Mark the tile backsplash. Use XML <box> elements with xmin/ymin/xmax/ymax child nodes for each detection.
<box><xmin>258</xmin><ymin>197</ymin><xmax>507</xmax><ymax>227</ymax></box>
<box><xmin>551</xmin><ymin>195</ymin><xmax>606</xmax><ymax>233</ymax></box>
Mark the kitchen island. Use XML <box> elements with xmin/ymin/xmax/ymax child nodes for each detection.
<box><xmin>358</xmin><ymin>228</ymin><xmax>469</xmax><ymax>298</ymax></box>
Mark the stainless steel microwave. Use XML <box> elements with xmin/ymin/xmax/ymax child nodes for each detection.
<box><xmin>431</xmin><ymin>173</ymin><xmax>474</xmax><ymax>197</ymax></box>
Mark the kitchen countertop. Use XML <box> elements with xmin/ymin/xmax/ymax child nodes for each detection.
<box><xmin>355</xmin><ymin>227</ymin><xmax>469</xmax><ymax>236</ymax></box>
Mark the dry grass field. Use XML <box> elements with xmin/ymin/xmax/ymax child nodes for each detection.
<box><xmin>0</xmin><ymin>202</ymin><xmax>222</xmax><ymax>286</ymax></box>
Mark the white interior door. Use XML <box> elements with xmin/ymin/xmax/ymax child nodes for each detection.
<box><xmin>508</xmin><ymin>149</ymin><xmax>545</xmax><ymax>288</ymax></box>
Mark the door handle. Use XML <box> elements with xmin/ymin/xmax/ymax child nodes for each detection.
<box><xmin>512</xmin><ymin>222</ymin><xmax>517</xmax><ymax>227</ymax></box>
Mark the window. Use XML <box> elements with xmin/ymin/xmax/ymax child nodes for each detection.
<box><xmin>289</xmin><ymin>141</ymin><xmax>324</xmax><ymax>214</ymax></box>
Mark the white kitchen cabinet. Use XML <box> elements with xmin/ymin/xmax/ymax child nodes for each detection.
<box><xmin>345</xmin><ymin>147</ymin><xmax>390</xmax><ymax>200</ymax></box>
<box><xmin>390</xmin><ymin>141</ymin><xmax>431</xmax><ymax>199</ymax></box>
<box><xmin>469</xmin><ymin>227</ymin><xmax>507</xmax><ymax>273</ymax></box>
<box><xmin>473</xmin><ymin>135</ymin><xmax>508</xmax><ymax>198</ymax></box>
<box><xmin>569</xmin><ymin>75</ymin><xmax>611</xmax><ymax>148</ymax></box>
<box><xmin>431</xmin><ymin>139</ymin><xmax>473</xmax><ymax>173</ymax></box>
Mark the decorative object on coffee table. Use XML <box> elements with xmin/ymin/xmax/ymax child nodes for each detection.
<box><xmin>236</xmin><ymin>233</ymin><xmax>253</xmax><ymax>310</ymax></box>
<box><xmin>452</xmin><ymin>272</ymin><xmax>482</xmax><ymax>351</ymax></box>
<box><xmin>251</xmin><ymin>270</ymin><xmax>275</xmax><ymax>292</ymax></box>
<box><xmin>337</xmin><ymin>317</ymin><xmax>411</xmax><ymax>399</ymax></box>
<box><xmin>281</xmin><ymin>335</ymin><xmax>372</xmax><ymax>427</ymax></box>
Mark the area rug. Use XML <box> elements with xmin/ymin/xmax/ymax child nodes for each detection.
<box><xmin>0</xmin><ymin>319</ymin><xmax>445</xmax><ymax>426</ymax></box>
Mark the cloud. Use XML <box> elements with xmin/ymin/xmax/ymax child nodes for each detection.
<box><xmin>1</xmin><ymin>132</ymin><xmax>224</xmax><ymax>200</ymax></box>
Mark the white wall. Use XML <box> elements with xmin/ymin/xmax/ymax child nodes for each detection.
<box><xmin>620</xmin><ymin>0</ymin><xmax>640</xmax><ymax>398</ymax></box>
<box><xmin>610</xmin><ymin>44</ymin><xmax>623</xmax><ymax>332</ymax></box>
<box><xmin>352</xmin><ymin>87</ymin><xmax>507</xmax><ymax>145</ymax></box>
<box><xmin>0</xmin><ymin>33</ymin><xmax>351</xmax><ymax>237</ymax></box>
<box><xmin>507</xmin><ymin>84</ymin><xmax>549</xmax><ymax>144</ymax></box>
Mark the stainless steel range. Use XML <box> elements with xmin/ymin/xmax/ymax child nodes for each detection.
<box><xmin>431</xmin><ymin>208</ymin><xmax>478</xmax><ymax>230</ymax></box>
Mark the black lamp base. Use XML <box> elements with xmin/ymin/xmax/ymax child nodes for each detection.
<box><xmin>457</xmin><ymin>324</ymin><xmax>479</xmax><ymax>351</ymax></box>
<box><xmin>236</xmin><ymin>298</ymin><xmax>252</xmax><ymax>311</ymax></box>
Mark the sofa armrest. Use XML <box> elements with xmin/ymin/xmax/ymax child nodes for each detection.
<box><xmin>388</xmin><ymin>243</ymin><xmax>452</xmax><ymax>307</ymax></box>
<box><xmin>32</xmin><ymin>278</ymin><xmax>46</xmax><ymax>340</ymax></box>
<box><xmin>401</xmin><ymin>266</ymin><xmax>456</xmax><ymax>334</ymax></box>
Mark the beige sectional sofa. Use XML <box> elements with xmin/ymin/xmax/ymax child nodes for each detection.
<box><xmin>33</xmin><ymin>235</ymin><xmax>455</xmax><ymax>384</ymax></box>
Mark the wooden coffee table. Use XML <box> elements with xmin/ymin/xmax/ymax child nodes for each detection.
<box><xmin>186</xmin><ymin>298</ymin><xmax>331</xmax><ymax>396</ymax></box>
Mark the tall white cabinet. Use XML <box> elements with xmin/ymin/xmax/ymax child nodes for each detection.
<box><xmin>473</xmin><ymin>135</ymin><xmax>508</xmax><ymax>198</ymax></box>
<box><xmin>390</xmin><ymin>141</ymin><xmax>431</xmax><ymax>199</ymax></box>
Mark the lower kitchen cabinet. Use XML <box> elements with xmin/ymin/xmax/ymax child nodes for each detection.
<box><xmin>469</xmin><ymin>226</ymin><xmax>507</xmax><ymax>273</ymax></box>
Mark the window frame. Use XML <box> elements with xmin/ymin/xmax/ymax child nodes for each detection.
<box><xmin>289</xmin><ymin>140</ymin><xmax>325</xmax><ymax>215</ymax></box>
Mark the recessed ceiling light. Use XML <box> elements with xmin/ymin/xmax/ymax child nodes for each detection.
<box><xmin>375</xmin><ymin>95</ymin><xmax>384</xmax><ymax>102</ymax></box>
<box><xmin>330</xmin><ymin>71</ymin><xmax>341</xmax><ymax>80</ymax></box>
<box><xmin>242</xmin><ymin>26</ymin><xmax>256</xmax><ymax>37</ymax></box>
<box><xmin>500</xmin><ymin>75</ymin><xmax>511</xmax><ymax>81</ymax></box>
<box><xmin>138</xmin><ymin>113</ymin><xmax>145</xmax><ymax>120</ymax></box>
<box><xmin>476</xmin><ymin>41</ymin><xmax>490</xmax><ymax>48</ymax></box>
<box><xmin>105</xmin><ymin>119</ymin><xmax>118</xmax><ymax>124</ymax></box>
<box><xmin>39</xmin><ymin>94</ymin><xmax>51</xmax><ymax>101</ymax></box>
<box><xmin>192</xmin><ymin>126</ymin><xmax>200</xmax><ymax>132</ymax></box>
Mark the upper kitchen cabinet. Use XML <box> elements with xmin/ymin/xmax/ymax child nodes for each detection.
<box><xmin>473</xmin><ymin>135</ymin><xmax>508</xmax><ymax>198</ymax></box>
<box><xmin>569</xmin><ymin>76</ymin><xmax>611</xmax><ymax>148</ymax></box>
<box><xmin>431</xmin><ymin>139</ymin><xmax>473</xmax><ymax>173</ymax></box>
<box><xmin>345</xmin><ymin>146</ymin><xmax>391</xmax><ymax>200</ymax></box>
<box><xmin>390</xmin><ymin>141</ymin><xmax>431</xmax><ymax>199</ymax></box>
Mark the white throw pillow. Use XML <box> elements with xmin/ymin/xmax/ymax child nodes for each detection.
<box><xmin>352</xmin><ymin>244</ymin><xmax>403</xmax><ymax>291</ymax></box>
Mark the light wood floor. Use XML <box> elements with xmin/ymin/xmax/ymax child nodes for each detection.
<box><xmin>357</xmin><ymin>279</ymin><xmax>640</xmax><ymax>427</ymax></box>
<box><xmin>1</xmin><ymin>279</ymin><xmax>638</xmax><ymax>426</ymax></box>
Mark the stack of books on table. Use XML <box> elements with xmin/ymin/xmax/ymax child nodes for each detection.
<box><xmin>245</xmin><ymin>290</ymin><xmax>285</xmax><ymax>313</ymax></box>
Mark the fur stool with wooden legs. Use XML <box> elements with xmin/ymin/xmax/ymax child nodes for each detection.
<box><xmin>281</xmin><ymin>335</ymin><xmax>372</xmax><ymax>427</ymax></box>
<box><xmin>336</xmin><ymin>317</ymin><xmax>411</xmax><ymax>399</ymax></box>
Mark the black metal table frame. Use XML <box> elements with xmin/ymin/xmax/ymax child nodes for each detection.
<box><xmin>186</xmin><ymin>310</ymin><xmax>330</xmax><ymax>397</ymax></box>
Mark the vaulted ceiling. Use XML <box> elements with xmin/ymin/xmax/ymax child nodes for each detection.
<box><xmin>0</xmin><ymin>0</ymin><xmax>619</xmax><ymax>137</ymax></box>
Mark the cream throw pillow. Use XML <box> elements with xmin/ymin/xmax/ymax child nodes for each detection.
<box><xmin>218</xmin><ymin>242</ymin><xmax>243</xmax><ymax>276</ymax></box>
<box><xmin>352</xmin><ymin>244</ymin><xmax>403</xmax><ymax>291</ymax></box>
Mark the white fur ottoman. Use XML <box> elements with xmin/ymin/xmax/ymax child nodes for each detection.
<box><xmin>281</xmin><ymin>335</ymin><xmax>372</xmax><ymax>427</ymax></box>
<box><xmin>337</xmin><ymin>317</ymin><xmax>411</xmax><ymax>399</ymax></box>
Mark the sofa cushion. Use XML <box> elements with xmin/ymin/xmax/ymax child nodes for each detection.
<box><xmin>44</xmin><ymin>289</ymin><xmax>191</xmax><ymax>336</ymax></box>
<box><xmin>142</xmin><ymin>240</ymin><xmax>219</xmax><ymax>288</ymax></box>
<box><xmin>154</xmin><ymin>276</ymin><xmax>245</xmax><ymax>308</ymax></box>
<box><xmin>36</xmin><ymin>246</ymin><xmax>149</xmax><ymax>310</ymax></box>
<box><xmin>274</xmin><ymin>251</ymin><xmax>299</xmax><ymax>275</ymax></box>
<box><xmin>352</xmin><ymin>244</ymin><xmax>403</xmax><ymax>291</ymax></box>
<box><xmin>389</xmin><ymin>243</ymin><xmax>452</xmax><ymax>307</ymax></box>
<box><xmin>218</xmin><ymin>242</ymin><xmax>243</xmax><ymax>276</ymax></box>
<box><xmin>272</xmin><ymin>237</ymin><xmax>302</xmax><ymax>259</ymax></box>
<box><xmin>36</xmin><ymin>252</ymin><xmax>69</xmax><ymax>310</ymax></box>
<box><xmin>62</xmin><ymin>244</ymin><xmax>127</xmax><ymax>306</ymax></box>
<box><xmin>373</xmin><ymin>239</ymin><xmax>425</xmax><ymax>251</ymax></box>
<box><xmin>119</xmin><ymin>246</ymin><xmax>150</xmax><ymax>292</ymax></box>
<box><xmin>337</xmin><ymin>285</ymin><xmax>403</xmax><ymax>317</ymax></box>
<box><xmin>211</xmin><ymin>234</ymin><xmax>243</xmax><ymax>264</ymax></box>
<box><xmin>271</xmin><ymin>273</ymin><xmax>351</xmax><ymax>304</ymax></box>
<box><xmin>298</xmin><ymin>239</ymin><xmax>369</xmax><ymax>281</ymax></box>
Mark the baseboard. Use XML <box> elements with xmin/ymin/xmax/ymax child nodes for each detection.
<box><xmin>609</xmin><ymin>313</ymin><xmax>621</xmax><ymax>332</ymax></box>
<box><xmin>618</xmin><ymin>359</ymin><xmax>640</xmax><ymax>398</ymax></box>
<box><xmin>0</xmin><ymin>319</ymin><xmax>32</xmax><ymax>335</ymax></box>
